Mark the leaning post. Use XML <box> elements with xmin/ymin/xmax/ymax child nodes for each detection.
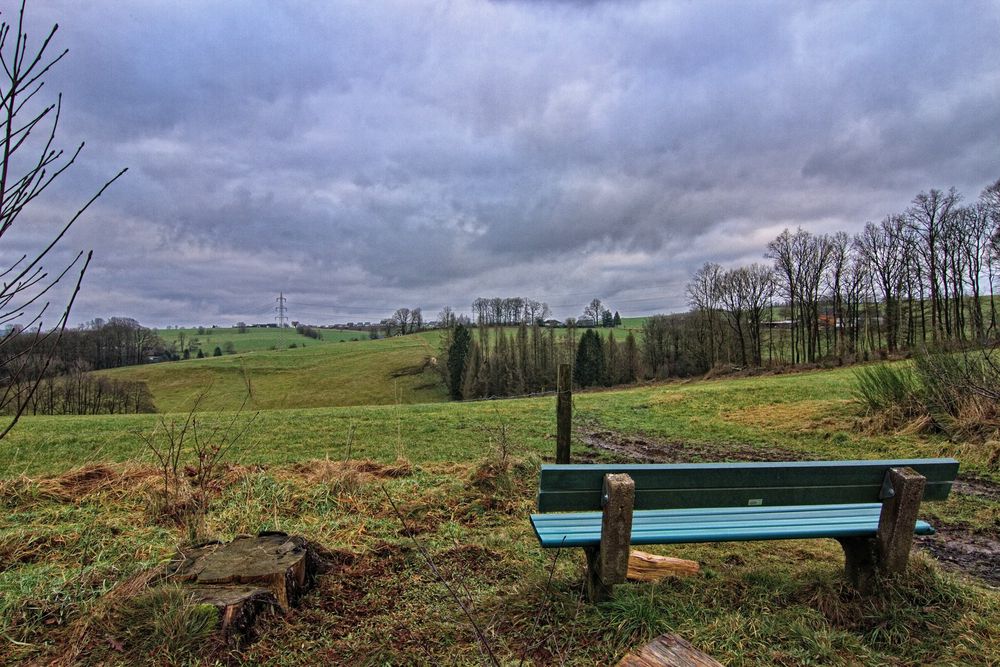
<box><xmin>556</xmin><ymin>363</ymin><xmax>572</xmax><ymax>464</ymax></box>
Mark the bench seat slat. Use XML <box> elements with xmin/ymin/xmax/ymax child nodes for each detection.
<box><xmin>530</xmin><ymin>504</ymin><xmax>935</xmax><ymax>548</ymax></box>
<box><xmin>533</xmin><ymin>503</ymin><xmax>887</xmax><ymax>527</ymax></box>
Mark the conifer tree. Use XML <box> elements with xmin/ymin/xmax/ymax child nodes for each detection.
<box><xmin>574</xmin><ymin>329</ymin><xmax>605</xmax><ymax>387</ymax></box>
<box><xmin>446</xmin><ymin>324</ymin><xmax>471</xmax><ymax>400</ymax></box>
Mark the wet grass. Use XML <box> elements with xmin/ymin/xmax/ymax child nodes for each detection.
<box><xmin>1</xmin><ymin>365</ymin><xmax>998</xmax><ymax>664</ymax></box>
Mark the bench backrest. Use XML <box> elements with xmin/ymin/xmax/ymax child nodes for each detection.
<box><xmin>536</xmin><ymin>459</ymin><xmax>959</xmax><ymax>512</ymax></box>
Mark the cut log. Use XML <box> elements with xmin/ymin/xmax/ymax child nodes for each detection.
<box><xmin>616</xmin><ymin>633</ymin><xmax>723</xmax><ymax>667</ymax></box>
<box><xmin>627</xmin><ymin>550</ymin><xmax>700</xmax><ymax>581</ymax></box>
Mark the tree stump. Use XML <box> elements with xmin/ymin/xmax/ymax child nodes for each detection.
<box><xmin>167</xmin><ymin>532</ymin><xmax>325</xmax><ymax>637</ymax></box>
<box><xmin>616</xmin><ymin>633</ymin><xmax>723</xmax><ymax>667</ymax></box>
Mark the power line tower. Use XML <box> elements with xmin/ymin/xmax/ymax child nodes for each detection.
<box><xmin>275</xmin><ymin>292</ymin><xmax>288</xmax><ymax>348</ymax></box>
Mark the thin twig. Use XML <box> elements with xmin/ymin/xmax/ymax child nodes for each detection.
<box><xmin>518</xmin><ymin>539</ymin><xmax>564</xmax><ymax>667</ymax></box>
<box><xmin>380</xmin><ymin>483</ymin><xmax>500</xmax><ymax>667</ymax></box>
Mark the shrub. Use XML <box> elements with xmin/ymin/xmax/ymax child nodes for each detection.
<box><xmin>854</xmin><ymin>348</ymin><xmax>1000</xmax><ymax>442</ymax></box>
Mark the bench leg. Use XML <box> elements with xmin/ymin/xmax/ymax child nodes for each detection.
<box><xmin>584</xmin><ymin>546</ymin><xmax>615</xmax><ymax>602</ymax></box>
<box><xmin>583</xmin><ymin>473</ymin><xmax>635</xmax><ymax>603</ymax></box>
<box><xmin>840</xmin><ymin>467</ymin><xmax>927</xmax><ymax>594</ymax></box>
<box><xmin>837</xmin><ymin>536</ymin><xmax>878</xmax><ymax>594</ymax></box>
<box><xmin>876</xmin><ymin>467</ymin><xmax>926</xmax><ymax>576</ymax></box>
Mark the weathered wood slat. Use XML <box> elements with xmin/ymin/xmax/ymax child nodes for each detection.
<box><xmin>616</xmin><ymin>633</ymin><xmax>723</xmax><ymax>667</ymax></box>
<box><xmin>627</xmin><ymin>550</ymin><xmax>700</xmax><ymax>581</ymax></box>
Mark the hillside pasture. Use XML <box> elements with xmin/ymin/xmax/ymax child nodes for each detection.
<box><xmin>101</xmin><ymin>334</ymin><xmax>447</xmax><ymax>413</ymax></box>
<box><xmin>160</xmin><ymin>326</ymin><xmax>369</xmax><ymax>355</ymax></box>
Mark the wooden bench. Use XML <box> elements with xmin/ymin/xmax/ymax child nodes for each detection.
<box><xmin>530</xmin><ymin>458</ymin><xmax>959</xmax><ymax>601</ymax></box>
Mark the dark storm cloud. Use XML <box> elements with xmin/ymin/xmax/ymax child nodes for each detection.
<box><xmin>12</xmin><ymin>0</ymin><xmax>1000</xmax><ymax>326</ymax></box>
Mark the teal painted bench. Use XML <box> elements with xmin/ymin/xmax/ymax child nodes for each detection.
<box><xmin>530</xmin><ymin>459</ymin><xmax>959</xmax><ymax>601</ymax></box>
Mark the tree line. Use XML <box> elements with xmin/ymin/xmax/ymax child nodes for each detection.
<box><xmin>1</xmin><ymin>368</ymin><xmax>155</xmax><ymax>416</ymax></box>
<box><xmin>1</xmin><ymin>317</ymin><xmax>169</xmax><ymax>384</ymax></box>
<box><xmin>440</xmin><ymin>179</ymin><xmax>1000</xmax><ymax>400</ymax></box>
<box><xmin>683</xmin><ymin>180</ymin><xmax>1000</xmax><ymax>373</ymax></box>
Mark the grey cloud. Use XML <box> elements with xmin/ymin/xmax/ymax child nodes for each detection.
<box><xmin>11</xmin><ymin>0</ymin><xmax>1000</xmax><ymax>327</ymax></box>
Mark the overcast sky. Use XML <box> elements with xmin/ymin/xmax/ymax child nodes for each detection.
<box><xmin>8</xmin><ymin>0</ymin><xmax>1000</xmax><ymax>327</ymax></box>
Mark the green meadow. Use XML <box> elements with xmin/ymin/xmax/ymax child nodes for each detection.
<box><xmin>159</xmin><ymin>326</ymin><xmax>370</xmax><ymax>355</ymax></box>
<box><xmin>2</xmin><ymin>358</ymin><xmax>998</xmax><ymax>664</ymax></box>
<box><xmin>102</xmin><ymin>333</ymin><xmax>447</xmax><ymax>413</ymax></box>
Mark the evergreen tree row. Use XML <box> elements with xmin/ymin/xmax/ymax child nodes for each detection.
<box><xmin>442</xmin><ymin>322</ymin><xmax>640</xmax><ymax>400</ymax></box>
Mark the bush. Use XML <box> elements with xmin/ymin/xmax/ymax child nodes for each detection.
<box><xmin>854</xmin><ymin>348</ymin><xmax>1000</xmax><ymax>441</ymax></box>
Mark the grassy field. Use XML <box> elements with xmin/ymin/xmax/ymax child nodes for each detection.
<box><xmin>160</xmin><ymin>326</ymin><xmax>370</xmax><ymax>355</ymax></box>
<box><xmin>1</xmin><ymin>364</ymin><xmax>998</xmax><ymax>664</ymax></box>
<box><xmin>102</xmin><ymin>333</ymin><xmax>448</xmax><ymax>413</ymax></box>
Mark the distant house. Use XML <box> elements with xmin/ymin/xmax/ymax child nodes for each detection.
<box><xmin>576</xmin><ymin>318</ymin><xmax>596</xmax><ymax>328</ymax></box>
<box><xmin>543</xmin><ymin>319</ymin><xmax>562</xmax><ymax>327</ymax></box>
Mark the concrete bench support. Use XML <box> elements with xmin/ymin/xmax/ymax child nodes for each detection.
<box><xmin>839</xmin><ymin>466</ymin><xmax>927</xmax><ymax>593</ymax></box>
<box><xmin>585</xmin><ymin>473</ymin><xmax>634</xmax><ymax>602</ymax></box>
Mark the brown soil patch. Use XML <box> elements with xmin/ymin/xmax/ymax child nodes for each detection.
<box><xmin>434</xmin><ymin>544</ymin><xmax>510</xmax><ymax>580</ymax></box>
<box><xmin>576</xmin><ymin>427</ymin><xmax>799</xmax><ymax>463</ymax></box>
<box><xmin>952</xmin><ymin>473</ymin><xmax>1000</xmax><ymax>501</ymax></box>
<box><xmin>304</xmin><ymin>543</ymin><xmax>411</xmax><ymax>634</ymax></box>
<box><xmin>916</xmin><ymin>527</ymin><xmax>1000</xmax><ymax>588</ymax></box>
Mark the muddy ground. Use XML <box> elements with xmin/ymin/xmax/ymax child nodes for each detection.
<box><xmin>576</xmin><ymin>425</ymin><xmax>1000</xmax><ymax>588</ymax></box>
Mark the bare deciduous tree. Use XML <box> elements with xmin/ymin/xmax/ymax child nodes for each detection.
<box><xmin>0</xmin><ymin>2</ymin><xmax>126</xmax><ymax>438</ymax></box>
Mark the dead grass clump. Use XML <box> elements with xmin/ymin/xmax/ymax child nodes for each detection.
<box><xmin>48</xmin><ymin>564</ymin><xmax>173</xmax><ymax>666</ymax></box>
<box><xmin>288</xmin><ymin>457</ymin><xmax>414</xmax><ymax>497</ymax></box>
<box><xmin>222</xmin><ymin>462</ymin><xmax>267</xmax><ymax>485</ymax></box>
<box><xmin>353</xmin><ymin>457</ymin><xmax>413</xmax><ymax>478</ymax></box>
<box><xmin>145</xmin><ymin>484</ymin><xmax>200</xmax><ymax>530</ymax></box>
<box><xmin>725</xmin><ymin>400</ymin><xmax>851</xmax><ymax>432</ymax></box>
<box><xmin>97</xmin><ymin>586</ymin><xmax>222</xmax><ymax>664</ymax></box>
<box><xmin>1</xmin><ymin>464</ymin><xmax>160</xmax><ymax>508</ymax></box>
<box><xmin>470</xmin><ymin>456</ymin><xmax>536</xmax><ymax>514</ymax></box>
<box><xmin>0</xmin><ymin>474</ymin><xmax>52</xmax><ymax>508</ymax></box>
<box><xmin>0</xmin><ymin>531</ymin><xmax>70</xmax><ymax>565</ymax></box>
<box><xmin>35</xmin><ymin>463</ymin><xmax>157</xmax><ymax>502</ymax></box>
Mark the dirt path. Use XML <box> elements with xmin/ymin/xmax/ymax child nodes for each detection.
<box><xmin>576</xmin><ymin>425</ymin><xmax>1000</xmax><ymax>588</ymax></box>
<box><xmin>575</xmin><ymin>427</ymin><xmax>800</xmax><ymax>464</ymax></box>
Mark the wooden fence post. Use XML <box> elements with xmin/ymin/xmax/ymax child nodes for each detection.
<box><xmin>556</xmin><ymin>363</ymin><xmax>571</xmax><ymax>464</ymax></box>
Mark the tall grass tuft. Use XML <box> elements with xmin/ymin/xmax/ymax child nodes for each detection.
<box><xmin>853</xmin><ymin>363</ymin><xmax>920</xmax><ymax>425</ymax></box>
<box><xmin>117</xmin><ymin>587</ymin><xmax>219</xmax><ymax>661</ymax></box>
